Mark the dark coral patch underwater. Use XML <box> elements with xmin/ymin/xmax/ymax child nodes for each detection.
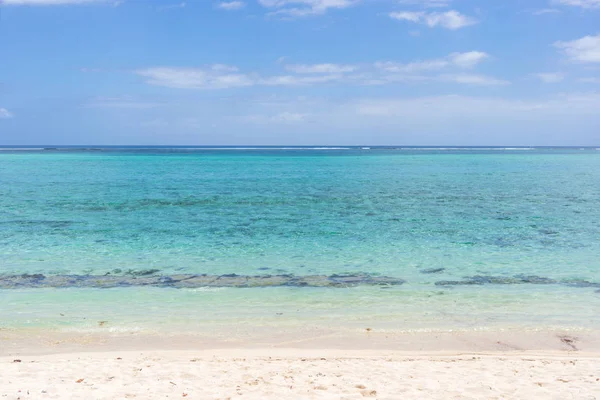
<box><xmin>0</xmin><ymin>273</ymin><xmax>405</xmax><ymax>289</ymax></box>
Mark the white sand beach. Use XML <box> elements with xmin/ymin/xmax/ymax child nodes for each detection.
<box><xmin>2</xmin><ymin>329</ymin><xmax>600</xmax><ymax>399</ymax></box>
<box><xmin>2</xmin><ymin>349</ymin><xmax>599</xmax><ymax>399</ymax></box>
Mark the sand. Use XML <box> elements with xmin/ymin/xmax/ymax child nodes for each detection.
<box><xmin>2</xmin><ymin>329</ymin><xmax>600</xmax><ymax>399</ymax></box>
<box><xmin>1</xmin><ymin>349</ymin><xmax>599</xmax><ymax>399</ymax></box>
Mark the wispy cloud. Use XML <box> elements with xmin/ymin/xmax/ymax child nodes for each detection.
<box><xmin>271</xmin><ymin>111</ymin><xmax>308</xmax><ymax>122</ymax></box>
<box><xmin>375</xmin><ymin>59</ymin><xmax>448</xmax><ymax>73</ymax></box>
<box><xmin>0</xmin><ymin>108</ymin><xmax>13</xmax><ymax>119</ymax></box>
<box><xmin>579</xmin><ymin>77</ymin><xmax>600</xmax><ymax>83</ymax></box>
<box><xmin>397</xmin><ymin>0</ymin><xmax>451</xmax><ymax>8</ymax></box>
<box><xmin>389</xmin><ymin>11</ymin><xmax>423</xmax><ymax>22</ymax></box>
<box><xmin>554</xmin><ymin>0</ymin><xmax>600</xmax><ymax>8</ymax></box>
<box><xmin>135</xmin><ymin>65</ymin><xmax>349</xmax><ymax>89</ymax></box>
<box><xmin>261</xmin><ymin>74</ymin><xmax>344</xmax><ymax>85</ymax></box>
<box><xmin>215</xmin><ymin>93</ymin><xmax>600</xmax><ymax>144</ymax></box>
<box><xmin>439</xmin><ymin>74</ymin><xmax>510</xmax><ymax>86</ymax></box>
<box><xmin>135</xmin><ymin>65</ymin><xmax>255</xmax><ymax>89</ymax></box>
<box><xmin>285</xmin><ymin>63</ymin><xmax>357</xmax><ymax>74</ymax></box>
<box><xmin>532</xmin><ymin>8</ymin><xmax>561</xmax><ymax>15</ymax></box>
<box><xmin>532</xmin><ymin>72</ymin><xmax>565</xmax><ymax>83</ymax></box>
<box><xmin>389</xmin><ymin>10</ymin><xmax>477</xmax><ymax>30</ymax></box>
<box><xmin>216</xmin><ymin>1</ymin><xmax>245</xmax><ymax>10</ymax></box>
<box><xmin>375</xmin><ymin>51</ymin><xmax>488</xmax><ymax>73</ymax></box>
<box><xmin>448</xmin><ymin>51</ymin><xmax>489</xmax><ymax>68</ymax></box>
<box><xmin>555</xmin><ymin>34</ymin><xmax>600</xmax><ymax>63</ymax></box>
<box><xmin>351</xmin><ymin>93</ymin><xmax>600</xmax><ymax>118</ymax></box>
<box><xmin>135</xmin><ymin>51</ymin><xmax>504</xmax><ymax>89</ymax></box>
<box><xmin>367</xmin><ymin>73</ymin><xmax>508</xmax><ymax>86</ymax></box>
<box><xmin>243</xmin><ymin>111</ymin><xmax>310</xmax><ymax>123</ymax></box>
<box><xmin>220</xmin><ymin>95</ymin><xmax>599</xmax><ymax>142</ymax></box>
<box><xmin>259</xmin><ymin>0</ymin><xmax>357</xmax><ymax>17</ymax></box>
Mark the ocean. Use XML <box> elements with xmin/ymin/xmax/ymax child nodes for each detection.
<box><xmin>1</xmin><ymin>147</ymin><xmax>600</xmax><ymax>337</ymax></box>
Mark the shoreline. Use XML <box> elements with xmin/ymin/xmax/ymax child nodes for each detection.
<box><xmin>4</xmin><ymin>327</ymin><xmax>600</xmax><ymax>357</ymax></box>
<box><xmin>4</xmin><ymin>323</ymin><xmax>600</xmax><ymax>398</ymax></box>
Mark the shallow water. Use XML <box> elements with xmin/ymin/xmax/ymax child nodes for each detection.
<box><xmin>1</xmin><ymin>147</ymin><xmax>599</xmax><ymax>333</ymax></box>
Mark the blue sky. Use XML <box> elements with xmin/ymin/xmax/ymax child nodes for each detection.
<box><xmin>0</xmin><ymin>0</ymin><xmax>599</xmax><ymax>145</ymax></box>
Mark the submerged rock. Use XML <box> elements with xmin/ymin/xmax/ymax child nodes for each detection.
<box><xmin>420</xmin><ymin>268</ymin><xmax>446</xmax><ymax>274</ymax></box>
<box><xmin>514</xmin><ymin>274</ymin><xmax>557</xmax><ymax>284</ymax></box>
<box><xmin>0</xmin><ymin>273</ymin><xmax>406</xmax><ymax>289</ymax></box>
<box><xmin>125</xmin><ymin>269</ymin><xmax>161</xmax><ymax>276</ymax></box>
<box><xmin>435</xmin><ymin>280</ymin><xmax>484</xmax><ymax>286</ymax></box>
<box><xmin>435</xmin><ymin>274</ymin><xmax>582</xmax><ymax>288</ymax></box>
<box><xmin>437</xmin><ymin>275</ymin><xmax>531</xmax><ymax>286</ymax></box>
<box><xmin>563</xmin><ymin>280</ymin><xmax>600</xmax><ymax>289</ymax></box>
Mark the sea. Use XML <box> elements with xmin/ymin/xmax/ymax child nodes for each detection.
<box><xmin>1</xmin><ymin>146</ymin><xmax>599</xmax><ymax>337</ymax></box>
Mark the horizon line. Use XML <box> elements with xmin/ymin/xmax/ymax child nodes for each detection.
<box><xmin>1</xmin><ymin>145</ymin><xmax>599</xmax><ymax>148</ymax></box>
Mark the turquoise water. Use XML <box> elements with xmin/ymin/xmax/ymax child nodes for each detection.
<box><xmin>1</xmin><ymin>147</ymin><xmax>600</xmax><ymax>334</ymax></box>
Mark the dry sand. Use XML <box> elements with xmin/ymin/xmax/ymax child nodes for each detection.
<box><xmin>2</xmin><ymin>349</ymin><xmax>600</xmax><ymax>399</ymax></box>
<box><xmin>2</xmin><ymin>329</ymin><xmax>600</xmax><ymax>399</ymax></box>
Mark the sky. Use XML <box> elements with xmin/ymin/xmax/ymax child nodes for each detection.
<box><xmin>0</xmin><ymin>0</ymin><xmax>599</xmax><ymax>145</ymax></box>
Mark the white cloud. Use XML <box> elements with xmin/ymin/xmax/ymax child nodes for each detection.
<box><xmin>217</xmin><ymin>1</ymin><xmax>245</xmax><ymax>10</ymax></box>
<box><xmin>285</xmin><ymin>63</ymin><xmax>357</xmax><ymax>73</ymax></box>
<box><xmin>60</xmin><ymin>89</ymin><xmax>600</xmax><ymax>145</ymax></box>
<box><xmin>360</xmin><ymin>74</ymin><xmax>430</xmax><ymax>85</ymax></box>
<box><xmin>448</xmin><ymin>51</ymin><xmax>489</xmax><ymax>68</ymax></box>
<box><xmin>532</xmin><ymin>8</ymin><xmax>561</xmax><ymax>15</ymax></box>
<box><xmin>375</xmin><ymin>51</ymin><xmax>488</xmax><ymax>73</ymax></box>
<box><xmin>0</xmin><ymin>108</ymin><xmax>13</xmax><ymax>119</ymax></box>
<box><xmin>1</xmin><ymin>0</ymin><xmax>107</xmax><ymax>4</ymax></box>
<box><xmin>424</xmin><ymin>10</ymin><xmax>477</xmax><ymax>29</ymax></box>
<box><xmin>239</xmin><ymin>111</ymin><xmax>310</xmax><ymax>124</ymax></box>
<box><xmin>390</xmin><ymin>10</ymin><xmax>477</xmax><ymax>30</ymax></box>
<box><xmin>579</xmin><ymin>77</ymin><xmax>600</xmax><ymax>83</ymax></box>
<box><xmin>533</xmin><ymin>72</ymin><xmax>565</xmax><ymax>83</ymax></box>
<box><xmin>555</xmin><ymin>34</ymin><xmax>600</xmax><ymax>63</ymax></box>
<box><xmin>389</xmin><ymin>11</ymin><xmax>424</xmax><ymax>22</ymax></box>
<box><xmin>555</xmin><ymin>0</ymin><xmax>600</xmax><ymax>8</ymax></box>
<box><xmin>211</xmin><ymin>64</ymin><xmax>241</xmax><ymax>72</ymax></box>
<box><xmin>135</xmin><ymin>65</ymin><xmax>348</xmax><ymax>89</ymax></box>
<box><xmin>260</xmin><ymin>74</ymin><xmax>344</xmax><ymax>85</ymax></box>
<box><xmin>375</xmin><ymin>59</ymin><xmax>448</xmax><ymax>73</ymax></box>
<box><xmin>397</xmin><ymin>0</ymin><xmax>451</xmax><ymax>7</ymax></box>
<box><xmin>439</xmin><ymin>74</ymin><xmax>510</xmax><ymax>85</ymax></box>
<box><xmin>259</xmin><ymin>0</ymin><xmax>357</xmax><ymax>17</ymax></box>
<box><xmin>271</xmin><ymin>111</ymin><xmax>308</xmax><ymax>122</ymax></box>
<box><xmin>135</xmin><ymin>66</ymin><xmax>255</xmax><ymax>89</ymax></box>
<box><xmin>221</xmin><ymin>94</ymin><xmax>600</xmax><ymax>144</ymax></box>
<box><xmin>365</xmin><ymin>72</ymin><xmax>509</xmax><ymax>86</ymax></box>
<box><xmin>135</xmin><ymin>51</ymin><xmax>502</xmax><ymax>90</ymax></box>
<box><xmin>351</xmin><ymin>93</ymin><xmax>600</xmax><ymax>119</ymax></box>
<box><xmin>63</xmin><ymin>89</ymin><xmax>600</xmax><ymax>145</ymax></box>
